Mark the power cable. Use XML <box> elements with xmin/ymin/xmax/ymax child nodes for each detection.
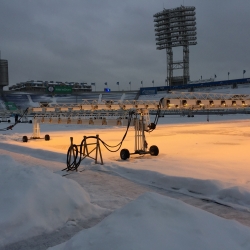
<box><xmin>147</xmin><ymin>97</ymin><xmax>164</xmax><ymax>132</ymax></box>
<box><xmin>0</xmin><ymin>108</ymin><xmax>29</xmax><ymax>131</ymax></box>
<box><xmin>65</xmin><ymin>111</ymin><xmax>136</xmax><ymax>171</ymax></box>
<box><xmin>98</xmin><ymin>110</ymin><xmax>134</xmax><ymax>152</ymax></box>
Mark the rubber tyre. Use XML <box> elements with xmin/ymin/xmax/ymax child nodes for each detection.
<box><xmin>22</xmin><ymin>136</ymin><xmax>28</xmax><ymax>142</ymax></box>
<box><xmin>149</xmin><ymin>145</ymin><xmax>159</xmax><ymax>156</ymax></box>
<box><xmin>45</xmin><ymin>134</ymin><xmax>50</xmax><ymax>141</ymax></box>
<box><xmin>120</xmin><ymin>149</ymin><xmax>130</xmax><ymax>160</ymax></box>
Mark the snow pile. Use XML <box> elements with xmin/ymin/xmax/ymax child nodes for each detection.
<box><xmin>0</xmin><ymin>132</ymin><xmax>24</xmax><ymax>142</ymax></box>
<box><xmin>49</xmin><ymin>192</ymin><xmax>250</xmax><ymax>250</ymax></box>
<box><xmin>97</xmin><ymin>164</ymin><xmax>250</xmax><ymax>211</ymax></box>
<box><xmin>0</xmin><ymin>155</ymin><xmax>107</xmax><ymax>247</ymax></box>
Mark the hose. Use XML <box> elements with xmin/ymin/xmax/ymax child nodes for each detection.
<box><xmin>0</xmin><ymin>108</ymin><xmax>29</xmax><ymax>131</ymax></box>
<box><xmin>147</xmin><ymin>98</ymin><xmax>164</xmax><ymax>132</ymax></box>
<box><xmin>64</xmin><ymin>111</ymin><xmax>135</xmax><ymax>171</ymax></box>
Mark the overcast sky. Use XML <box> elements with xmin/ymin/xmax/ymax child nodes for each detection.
<box><xmin>1</xmin><ymin>0</ymin><xmax>249</xmax><ymax>91</ymax></box>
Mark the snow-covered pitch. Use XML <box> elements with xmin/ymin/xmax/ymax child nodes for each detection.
<box><xmin>1</xmin><ymin>113</ymin><xmax>250</xmax><ymax>249</ymax></box>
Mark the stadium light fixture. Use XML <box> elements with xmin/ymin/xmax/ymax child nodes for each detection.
<box><xmin>154</xmin><ymin>6</ymin><xmax>197</xmax><ymax>86</ymax></box>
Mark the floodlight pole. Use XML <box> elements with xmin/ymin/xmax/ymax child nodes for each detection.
<box><xmin>154</xmin><ymin>6</ymin><xmax>197</xmax><ymax>86</ymax></box>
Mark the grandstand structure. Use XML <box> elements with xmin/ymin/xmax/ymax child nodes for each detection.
<box><xmin>139</xmin><ymin>78</ymin><xmax>250</xmax><ymax>96</ymax></box>
<box><xmin>9</xmin><ymin>80</ymin><xmax>92</xmax><ymax>93</ymax></box>
<box><xmin>0</xmin><ymin>91</ymin><xmax>139</xmax><ymax>113</ymax></box>
<box><xmin>0</xmin><ymin>77</ymin><xmax>250</xmax><ymax>117</ymax></box>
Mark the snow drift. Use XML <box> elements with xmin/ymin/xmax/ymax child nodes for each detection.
<box><xmin>49</xmin><ymin>192</ymin><xmax>250</xmax><ymax>250</ymax></box>
<box><xmin>0</xmin><ymin>155</ymin><xmax>107</xmax><ymax>247</ymax></box>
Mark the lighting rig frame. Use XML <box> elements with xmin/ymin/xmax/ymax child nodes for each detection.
<box><xmin>25</xmin><ymin>92</ymin><xmax>250</xmax><ymax>161</ymax></box>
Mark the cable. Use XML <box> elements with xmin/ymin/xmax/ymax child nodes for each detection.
<box><xmin>0</xmin><ymin>108</ymin><xmax>29</xmax><ymax>131</ymax></box>
<box><xmin>64</xmin><ymin>101</ymin><xmax>165</xmax><ymax>171</ymax></box>
<box><xmin>64</xmin><ymin>111</ymin><xmax>136</xmax><ymax>171</ymax></box>
<box><xmin>66</xmin><ymin>144</ymin><xmax>80</xmax><ymax>171</ymax></box>
<box><xmin>147</xmin><ymin>98</ymin><xmax>164</xmax><ymax>132</ymax></box>
<box><xmin>98</xmin><ymin>110</ymin><xmax>134</xmax><ymax>152</ymax></box>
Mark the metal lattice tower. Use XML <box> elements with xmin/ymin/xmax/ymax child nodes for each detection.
<box><xmin>154</xmin><ymin>6</ymin><xmax>197</xmax><ymax>86</ymax></box>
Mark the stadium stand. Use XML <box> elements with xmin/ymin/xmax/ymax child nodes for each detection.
<box><xmin>2</xmin><ymin>78</ymin><xmax>250</xmax><ymax>110</ymax></box>
<box><xmin>1</xmin><ymin>91</ymin><xmax>139</xmax><ymax>109</ymax></box>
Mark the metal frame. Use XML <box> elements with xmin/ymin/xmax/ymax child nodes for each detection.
<box><xmin>28</xmin><ymin>92</ymin><xmax>250</xmax><ymax>136</ymax></box>
<box><xmin>154</xmin><ymin>6</ymin><xmax>197</xmax><ymax>86</ymax></box>
<box><xmin>134</xmin><ymin>111</ymin><xmax>150</xmax><ymax>153</ymax></box>
<box><xmin>26</xmin><ymin>92</ymin><xmax>250</xmax><ymax>155</ymax></box>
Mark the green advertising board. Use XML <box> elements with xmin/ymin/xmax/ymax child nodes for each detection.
<box><xmin>47</xmin><ymin>85</ymin><xmax>72</xmax><ymax>94</ymax></box>
<box><xmin>5</xmin><ymin>102</ymin><xmax>18</xmax><ymax>111</ymax></box>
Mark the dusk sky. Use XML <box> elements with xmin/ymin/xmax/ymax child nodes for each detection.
<box><xmin>1</xmin><ymin>0</ymin><xmax>249</xmax><ymax>91</ymax></box>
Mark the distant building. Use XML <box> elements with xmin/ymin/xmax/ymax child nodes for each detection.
<box><xmin>0</xmin><ymin>59</ymin><xmax>9</xmax><ymax>91</ymax></box>
<box><xmin>9</xmin><ymin>80</ymin><xmax>92</xmax><ymax>93</ymax></box>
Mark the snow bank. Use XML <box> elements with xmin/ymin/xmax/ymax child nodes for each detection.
<box><xmin>49</xmin><ymin>192</ymin><xmax>250</xmax><ymax>250</ymax></box>
<box><xmin>0</xmin><ymin>155</ymin><xmax>107</xmax><ymax>247</ymax></box>
<box><xmin>97</xmin><ymin>165</ymin><xmax>250</xmax><ymax>211</ymax></box>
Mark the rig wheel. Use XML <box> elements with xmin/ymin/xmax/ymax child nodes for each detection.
<box><xmin>149</xmin><ymin>145</ymin><xmax>159</xmax><ymax>156</ymax></box>
<box><xmin>45</xmin><ymin>134</ymin><xmax>50</xmax><ymax>141</ymax></box>
<box><xmin>120</xmin><ymin>148</ymin><xmax>130</xmax><ymax>160</ymax></box>
<box><xmin>22</xmin><ymin>136</ymin><xmax>28</xmax><ymax>142</ymax></box>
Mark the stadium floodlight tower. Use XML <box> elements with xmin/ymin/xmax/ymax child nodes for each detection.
<box><xmin>154</xmin><ymin>6</ymin><xmax>197</xmax><ymax>86</ymax></box>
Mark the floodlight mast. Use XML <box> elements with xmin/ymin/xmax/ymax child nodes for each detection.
<box><xmin>154</xmin><ymin>6</ymin><xmax>197</xmax><ymax>86</ymax></box>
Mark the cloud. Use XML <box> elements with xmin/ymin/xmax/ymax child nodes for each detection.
<box><xmin>1</xmin><ymin>0</ymin><xmax>250</xmax><ymax>90</ymax></box>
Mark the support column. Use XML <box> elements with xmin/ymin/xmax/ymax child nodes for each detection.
<box><xmin>167</xmin><ymin>48</ymin><xmax>173</xmax><ymax>86</ymax></box>
<box><xmin>32</xmin><ymin>117</ymin><xmax>40</xmax><ymax>138</ymax></box>
<box><xmin>183</xmin><ymin>45</ymin><xmax>190</xmax><ymax>84</ymax></box>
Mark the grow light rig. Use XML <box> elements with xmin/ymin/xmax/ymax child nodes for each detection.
<box><xmin>26</xmin><ymin>99</ymin><xmax>161</xmax><ymax>160</ymax></box>
<box><xmin>26</xmin><ymin>91</ymin><xmax>250</xmax><ymax>161</ymax></box>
